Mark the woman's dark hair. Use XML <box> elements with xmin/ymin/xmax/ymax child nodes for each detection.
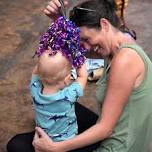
<box><xmin>70</xmin><ymin>0</ymin><xmax>121</xmax><ymax>29</ymax></box>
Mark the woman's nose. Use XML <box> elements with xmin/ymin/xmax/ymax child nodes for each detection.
<box><xmin>83</xmin><ymin>42</ymin><xmax>91</xmax><ymax>50</ymax></box>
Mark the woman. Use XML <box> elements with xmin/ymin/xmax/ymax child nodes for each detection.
<box><xmin>7</xmin><ymin>0</ymin><xmax>152</xmax><ymax>152</ymax></box>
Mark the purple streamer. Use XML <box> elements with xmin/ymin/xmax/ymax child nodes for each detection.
<box><xmin>34</xmin><ymin>17</ymin><xmax>86</xmax><ymax>68</ymax></box>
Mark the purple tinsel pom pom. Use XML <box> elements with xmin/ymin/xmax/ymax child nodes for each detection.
<box><xmin>34</xmin><ymin>16</ymin><xmax>86</xmax><ymax>68</ymax></box>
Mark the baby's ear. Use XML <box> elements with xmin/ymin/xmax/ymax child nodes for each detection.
<box><xmin>64</xmin><ymin>74</ymin><xmax>72</xmax><ymax>85</ymax></box>
<box><xmin>32</xmin><ymin>65</ymin><xmax>39</xmax><ymax>74</ymax></box>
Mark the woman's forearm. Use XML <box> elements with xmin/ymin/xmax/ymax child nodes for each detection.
<box><xmin>55</xmin><ymin>122</ymin><xmax>112</xmax><ymax>151</ymax></box>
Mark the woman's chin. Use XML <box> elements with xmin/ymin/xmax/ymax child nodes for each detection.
<box><xmin>85</xmin><ymin>52</ymin><xmax>102</xmax><ymax>59</ymax></box>
<box><xmin>85</xmin><ymin>49</ymin><xmax>104</xmax><ymax>59</ymax></box>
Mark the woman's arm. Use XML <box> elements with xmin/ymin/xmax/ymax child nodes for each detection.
<box><xmin>33</xmin><ymin>48</ymin><xmax>145</xmax><ymax>151</ymax></box>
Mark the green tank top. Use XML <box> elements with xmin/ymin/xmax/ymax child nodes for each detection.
<box><xmin>95</xmin><ymin>44</ymin><xmax>152</xmax><ymax>152</ymax></box>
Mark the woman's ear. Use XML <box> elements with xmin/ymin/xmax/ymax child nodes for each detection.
<box><xmin>99</xmin><ymin>18</ymin><xmax>110</xmax><ymax>32</ymax></box>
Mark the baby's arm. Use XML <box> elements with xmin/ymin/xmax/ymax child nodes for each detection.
<box><xmin>76</xmin><ymin>64</ymin><xmax>88</xmax><ymax>90</ymax></box>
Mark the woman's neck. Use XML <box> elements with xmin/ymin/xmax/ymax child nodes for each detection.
<box><xmin>111</xmin><ymin>31</ymin><xmax>136</xmax><ymax>57</ymax></box>
<box><xmin>118</xmin><ymin>31</ymin><xmax>136</xmax><ymax>46</ymax></box>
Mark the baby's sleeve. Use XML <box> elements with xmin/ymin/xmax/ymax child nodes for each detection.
<box><xmin>30</xmin><ymin>74</ymin><xmax>41</xmax><ymax>97</ymax></box>
<box><xmin>64</xmin><ymin>82</ymin><xmax>83</xmax><ymax>103</ymax></box>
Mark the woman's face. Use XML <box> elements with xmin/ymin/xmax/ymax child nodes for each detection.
<box><xmin>80</xmin><ymin>25</ymin><xmax>111</xmax><ymax>58</ymax></box>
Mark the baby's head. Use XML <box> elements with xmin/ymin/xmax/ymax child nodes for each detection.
<box><xmin>34</xmin><ymin>17</ymin><xmax>87</xmax><ymax>86</ymax></box>
<box><xmin>38</xmin><ymin>51</ymin><xmax>72</xmax><ymax>86</ymax></box>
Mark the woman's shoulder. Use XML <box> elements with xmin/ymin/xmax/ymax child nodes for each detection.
<box><xmin>110</xmin><ymin>46</ymin><xmax>145</xmax><ymax>81</ymax></box>
<box><xmin>112</xmin><ymin>45</ymin><xmax>144</xmax><ymax>68</ymax></box>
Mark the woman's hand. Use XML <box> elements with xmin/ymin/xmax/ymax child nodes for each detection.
<box><xmin>44</xmin><ymin>0</ymin><xmax>68</xmax><ymax>20</ymax></box>
<box><xmin>32</xmin><ymin>127</ymin><xmax>61</xmax><ymax>152</ymax></box>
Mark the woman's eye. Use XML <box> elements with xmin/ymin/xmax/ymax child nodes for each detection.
<box><xmin>80</xmin><ymin>38</ymin><xmax>89</xmax><ymax>42</ymax></box>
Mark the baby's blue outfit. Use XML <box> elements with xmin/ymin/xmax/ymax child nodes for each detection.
<box><xmin>30</xmin><ymin>74</ymin><xmax>83</xmax><ymax>141</ymax></box>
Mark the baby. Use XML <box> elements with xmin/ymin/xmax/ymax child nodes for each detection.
<box><xmin>30</xmin><ymin>17</ymin><xmax>87</xmax><ymax>142</ymax></box>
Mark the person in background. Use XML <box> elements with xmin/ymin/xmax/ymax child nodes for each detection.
<box><xmin>115</xmin><ymin>0</ymin><xmax>128</xmax><ymax>25</ymax></box>
<box><xmin>115</xmin><ymin>0</ymin><xmax>136</xmax><ymax>39</ymax></box>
